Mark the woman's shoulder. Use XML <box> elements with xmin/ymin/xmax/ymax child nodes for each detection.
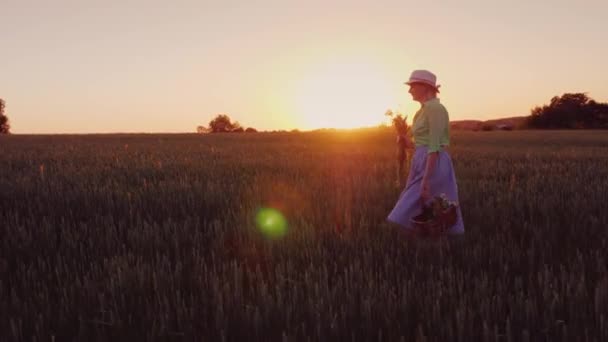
<box><xmin>425</xmin><ymin>100</ymin><xmax>449</xmax><ymax>116</ymax></box>
<box><xmin>426</xmin><ymin>99</ymin><xmax>447</xmax><ymax>110</ymax></box>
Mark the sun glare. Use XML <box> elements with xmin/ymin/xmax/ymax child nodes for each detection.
<box><xmin>293</xmin><ymin>59</ymin><xmax>397</xmax><ymax>130</ymax></box>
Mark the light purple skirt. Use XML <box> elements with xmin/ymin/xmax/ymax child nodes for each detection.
<box><xmin>387</xmin><ymin>146</ymin><xmax>465</xmax><ymax>235</ymax></box>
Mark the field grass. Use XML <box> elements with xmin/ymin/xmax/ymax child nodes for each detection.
<box><xmin>1</xmin><ymin>130</ymin><xmax>608</xmax><ymax>341</ymax></box>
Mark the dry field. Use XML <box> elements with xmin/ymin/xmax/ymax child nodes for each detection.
<box><xmin>1</xmin><ymin>130</ymin><xmax>607</xmax><ymax>341</ymax></box>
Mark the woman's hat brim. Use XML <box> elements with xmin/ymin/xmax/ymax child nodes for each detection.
<box><xmin>405</xmin><ymin>81</ymin><xmax>441</xmax><ymax>93</ymax></box>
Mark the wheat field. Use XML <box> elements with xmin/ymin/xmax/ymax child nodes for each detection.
<box><xmin>1</xmin><ymin>130</ymin><xmax>607</xmax><ymax>341</ymax></box>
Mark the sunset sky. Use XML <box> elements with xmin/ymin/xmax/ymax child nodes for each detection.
<box><xmin>2</xmin><ymin>0</ymin><xmax>607</xmax><ymax>133</ymax></box>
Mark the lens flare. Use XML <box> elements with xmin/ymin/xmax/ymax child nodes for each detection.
<box><xmin>255</xmin><ymin>208</ymin><xmax>288</xmax><ymax>239</ymax></box>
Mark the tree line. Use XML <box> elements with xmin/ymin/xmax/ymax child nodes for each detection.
<box><xmin>525</xmin><ymin>93</ymin><xmax>608</xmax><ymax>129</ymax></box>
<box><xmin>200</xmin><ymin>93</ymin><xmax>608</xmax><ymax>134</ymax></box>
<box><xmin>4</xmin><ymin>92</ymin><xmax>607</xmax><ymax>136</ymax></box>
<box><xmin>0</xmin><ymin>98</ymin><xmax>10</xmax><ymax>134</ymax></box>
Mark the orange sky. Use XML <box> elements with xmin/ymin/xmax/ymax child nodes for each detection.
<box><xmin>2</xmin><ymin>0</ymin><xmax>607</xmax><ymax>133</ymax></box>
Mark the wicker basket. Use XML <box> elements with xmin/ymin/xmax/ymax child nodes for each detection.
<box><xmin>411</xmin><ymin>204</ymin><xmax>459</xmax><ymax>237</ymax></box>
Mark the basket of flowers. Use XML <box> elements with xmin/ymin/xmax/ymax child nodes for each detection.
<box><xmin>411</xmin><ymin>194</ymin><xmax>459</xmax><ymax>237</ymax></box>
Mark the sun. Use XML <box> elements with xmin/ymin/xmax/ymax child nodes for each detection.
<box><xmin>293</xmin><ymin>58</ymin><xmax>398</xmax><ymax>130</ymax></box>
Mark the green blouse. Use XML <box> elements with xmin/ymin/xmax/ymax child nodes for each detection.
<box><xmin>412</xmin><ymin>98</ymin><xmax>450</xmax><ymax>153</ymax></box>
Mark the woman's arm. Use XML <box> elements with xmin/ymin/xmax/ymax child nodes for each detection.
<box><xmin>420</xmin><ymin>152</ymin><xmax>438</xmax><ymax>204</ymax></box>
<box><xmin>420</xmin><ymin>103</ymin><xmax>446</xmax><ymax>203</ymax></box>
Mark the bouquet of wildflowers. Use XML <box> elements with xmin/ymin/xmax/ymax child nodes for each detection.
<box><xmin>386</xmin><ymin>109</ymin><xmax>412</xmax><ymax>187</ymax></box>
<box><xmin>384</xmin><ymin>109</ymin><xmax>410</xmax><ymax>140</ymax></box>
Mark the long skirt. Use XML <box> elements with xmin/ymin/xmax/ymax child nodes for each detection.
<box><xmin>387</xmin><ymin>146</ymin><xmax>465</xmax><ymax>235</ymax></box>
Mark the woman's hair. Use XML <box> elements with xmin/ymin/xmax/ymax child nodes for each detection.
<box><xmin>411</xmin><ymin>82</ymin><xmax>439</xmax><ymax>97</ymax></box>
<box><xmin>423</xmin><ymin>84</ymin><xmax>439</xmax><ymax>97</ymax></box>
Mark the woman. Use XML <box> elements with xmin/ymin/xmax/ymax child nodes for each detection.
<box><xmin>387</xmin><ymin>70</ymin><xmax>465</xmax><ymax>235</ymax></box>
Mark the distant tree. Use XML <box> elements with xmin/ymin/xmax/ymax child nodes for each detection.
<box><xmin>0</xmin><ymin>99</ymin><xmax>10</xmax><ymax>134</ymax></box>
<box><xmin>208</xmin><ymin>114</ymin><xmax>236</xmax><ymax>133</ymax></box>
<box><xmin>526</xmin><ymin>93</ymin><xmax>608</xmax><ymax>129</ymax></box>
<box><xmin>196</xmin><ymin>125</ymin><xmax>209</xmax><ymax>134</ymax></box>
<box><xmin>593</xmin><ymin>102</ymin><xmax>608</xmax><ymax>128</ymax></box>
<box><xmin>245</xmin><ymin>127</ymin><xmax>257</xmax><ymax>133</ymax></box>
<box><xmin>206</xmin><ymin>115</ymin><xmax>256</xmax><ymax>133</ymax></box>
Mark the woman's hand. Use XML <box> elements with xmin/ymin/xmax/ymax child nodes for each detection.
<box><xmin>397</xmin><ymin>134</ymin><xmax>414</xmax><ymax>149</ymax></box>
<box><xmin>406</xmin><ymin>138</ymin><xmax>414</xmax><ymax>149</ymax></box>
<box><xmin>405</xmin><ymin>135</ymin><xmax>414</xmax><ymax>148</ymax></box>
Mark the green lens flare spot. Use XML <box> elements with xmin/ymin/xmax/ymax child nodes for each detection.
<box><xmin>255</xmin><ymin>208</ymin><xmax>288</xmax><ymax>239</ymax></box>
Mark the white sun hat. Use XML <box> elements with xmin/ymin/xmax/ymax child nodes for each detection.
<box><xmin>404</xmin><ymin>69</ymin><xmax>441</xmax><ymax>92</ymax></box>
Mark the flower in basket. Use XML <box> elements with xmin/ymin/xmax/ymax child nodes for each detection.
<box><xmin>411</xmin><ymin>193</ymin><xmax>459</xmax><ymax>236</ymax></box>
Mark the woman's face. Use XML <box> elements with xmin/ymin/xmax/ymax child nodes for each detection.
<box><xmin>408</xmin><ymin>83</ymin><xmax>431</xmax><ymax>102</ymax></box>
